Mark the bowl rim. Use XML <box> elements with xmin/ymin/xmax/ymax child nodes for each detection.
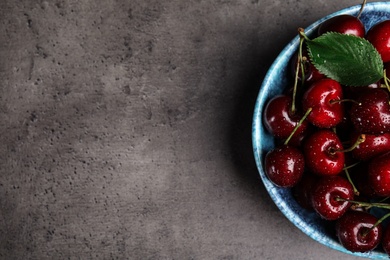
<box><xmin>252</xmin><ymin>2</ymin><xmax>390</xmax><ymax>259</ymax></box>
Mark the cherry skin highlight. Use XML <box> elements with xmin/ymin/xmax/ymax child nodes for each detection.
<box><xmin>336</xmin><ymin>211</ymin><xmax>382</xmax><ymax>253</ymax></box>
<box><xmin>351</xmin><ymin>131</ymin><xmax>390</xmax><ymax>161</ymax></box>
<box><xmin>263</xmin><ymin>95</ymin><xmax>309</xmax><ymax>146</ymax></box>
<box><xmin>311</xmin><ymin>175</ymin><xmax>354</xmax><ymax>220</ymax></box>
<box><xmin>303</xmin><ymin>129</ymin><xmax>345</xmax><ymax>176</ymax></box>
<box><xmin>350</xmin><ymin>88</ymin><xmax>390</xmax><ymax>135</ymax></box>
<box><xmin>302</xmin><ymin>78</ymin><xmax>344</xmax><ymax>128</ymax></box>
<box><xmin>264</xmin><ymin>145</ymin><xmax>305</xmax><ymax>188</ymax></box>
<box><xmin>367</xmin><ymin>20</ymin><xmax>390</xmax><ymax>63</ymax></box>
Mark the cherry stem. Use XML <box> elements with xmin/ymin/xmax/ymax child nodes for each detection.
<box><xmin>298</xmin><ymin>28</ymin><xmax>310</xmax><ymax>41</ymax></box>
<box><xmin>356</xmin><ymin>0</ymin><xmax>367</xmax><ymax>19</ymax></box>
<box><xmin>378</xmin><ymin>196</ymin><xmax>390</xmax><ymax>203</ymax></box>
<box><xmin>344</xmin><ymin>165</ymin><xmax>359</xmax><ymax>196</ymax></box>
<box><xmin>331</xmin><ymin>134</ymin><xmax>366</xmax><ymax>154</ymax></box>
<box><xmin>283</xmin><ymin>108</ymin><xmax>312</xmax><ymax>146</ymax></box>
<box><xmin>362</xmin><ymin>212</ymin><xmax>390</xmax><ymax>238</ymax></box>
<box><xmin>336</xmin><ymin>197</ymin><xmax>390</xmax><ymax>210</ymax></box>
<box><xmin>292</xmin><ymin>35</ymin><xmax>306</xmax><ymax>114</ymax></box>
<box><xmin>383</xmin><ymin>69</ymin><xmax>390</xmax><ymax>93</ymax></box>
<box><xmin>342</xmin><ymin>161</ymin><xmax>360</xmax><ymax>171</ymax></box>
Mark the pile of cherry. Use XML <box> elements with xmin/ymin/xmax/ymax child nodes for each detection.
<box><xmin>263</xmin><ymin>10</ymin><xmax>390</xmax><ymax>255</ymax></box>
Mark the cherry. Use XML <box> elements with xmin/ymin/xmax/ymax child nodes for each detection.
<box><xmin>349</xmin><ymin>88</ymin><xmax>390</xmax><ymax>135</ymax></box>
<box><xmin>303</xmin><ymin>129</ymin><xmax>345</xmax><ymax>176</ymax></box>
<box><xmin>311</xmin><ymin>175</ymin><xmax>354</xmax><ymax>220</ymax></box>
<box><xmin>336</xmin><ymin>211</ymin><xmax>382</xmax><ymax>253</ymax></box>
<box><xmin>366</xmin><ymin>20</ymin><xmax>390</xmax><ymax>63</ymax></box>
<box><xmin>318</xmin><ymin>14</ymin><xmax>365</xmax><ymax>37</ymax></box>
<box><xmin>264</xmin><ymin>145</ymin><xmax>305</xmax><ymax>187</ymax></box>
<box><xmin>351</xmin><ymin>131</ymin><xmax>390</xmax><ymax>161</ymax></box>
<box><xmin>302</xmin><ymin>78</ymin><xmax>344</xmax><ymax>128</ymax></box>
<box><xmin>368</xmin><ymin>151</ymin><xmax>390</xmax><ymax>197</ymax></box>
<box><xmin>263</xmin><ymin>95</ymin><xmax>309</xmax><ymax>146</ymax></box>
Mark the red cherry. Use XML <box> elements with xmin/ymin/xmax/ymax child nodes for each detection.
<box><xmin>366</xmin><ymin>20</ymin><xmax>390</xmax><ymax>63</ymax></box>
<box><xmin>351</xmin><ymin>131</ymin><xmax>390</xmax><ymax>161</ymax></box>
<box><xmin>264</xmin><ymin>145</ymin><xmax>305</xmax><ymax>187</ymax></box>
<box><xmin>263</xmin><ymin>95</ymin><xmax>309</xmax><ymax>145</ymax></box>
<box><xmin>302</xmin><ymin>79</ymin><xmax>344</xmax><ymax>128</ymax></box>
<box><xmin>311</xmin><ymin>175</ymin><xmax>354</xmax><ymax>220</ymax></box>
<box><xmin>318</xmin><ymin>15</ymin><xmax>365</xmax><ymax>37</ymax></box>
<box><xmin>368</xmin><ymin>151</ymin><xmax>390</xmax><ymax>197</ymax></box>
<box><xmin>303</xmin><ymin>129</ymin><xmax>345</xmax><ymax>176</ymax></box>
<box><xmin>350</xmin><ymin>88</ymin><xmax>390</xmax><ymax>135</ymax></box>
<box><xmin>336</xmin><ymin>211</ymin><xmax>382</xmax><ymax>253</ymax></box>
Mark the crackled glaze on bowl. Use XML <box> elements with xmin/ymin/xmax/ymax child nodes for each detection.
<box><xmin>252</xmin><ymin>3</ymin><xmax>390</xmax><ymax>259</ymax></box>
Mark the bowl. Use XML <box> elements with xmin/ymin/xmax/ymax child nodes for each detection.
<box><xmin>252</xmin><ymin>2</ymin><xmax>390</xmax><ymax>259</ymax></box>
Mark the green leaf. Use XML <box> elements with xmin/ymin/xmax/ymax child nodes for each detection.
<box><xmin>306</xmin><ymin>32</ymin><xmax>383</xmax><ymax>86</ymax></box>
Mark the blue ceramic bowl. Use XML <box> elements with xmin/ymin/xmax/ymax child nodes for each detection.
<box><xmin>252</xmin><ymin>2</ymin><xmax>390</xmax><ymax>259</ymax></box>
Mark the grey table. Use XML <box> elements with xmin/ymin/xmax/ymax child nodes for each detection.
<box><xmin>0</xmin><ymin>1</ymin><xmax>375</xmax><ymax>259</ymax></box>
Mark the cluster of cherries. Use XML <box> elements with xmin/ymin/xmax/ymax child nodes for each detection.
<box><xmin>263</xmin><ymin>4</ymin><xmax>390</xmax><ymax>255</ymax></box>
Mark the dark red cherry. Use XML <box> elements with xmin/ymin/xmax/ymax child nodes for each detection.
<box><xmin>263</xmin><ymin>95</ymin><xmax>309</xmax><ymax>146</ymax></box>
<box><xmin>302</xmin><ymin>79</ymin><xmax>344</xmax><ymax>128</ymax></box>
<box><xmin>336</xmin><ymin>211</ymin><xmax>382</xmax><ymax>253</ymax></box>
<box><xmin>264</xmin><ymin>145</ymin><xmax>305</xmax><ymax>187</ymax></box>
<box><xmin>318</xmin><ymin>15</ymin><xmax>365</xmax><ymax>37</ymax></box>
<box><xmin>311</xmin><ymin>175</ymin><xmax>354</xmax><ymax>220</ymax></box>
<box><xmin>366</xmin><ymin>20</ymin><xmax>390</xmax><ymax>63</ymax></box>
<box><xmin>351</xmin><ymin>131</ymin><xmax>390</xmax><ymax>161</ymax></box>
<box><xmin>303</xmin><ymin>129</ymin><xmax>345</xmax><ymax>176</ymax></box>
<box><xmin>368</xmin><ymin>151</ymin><xmax>390</xmax><ymax>197</ymax></box>
<box><xmin>350</xmin><ymin>88</ymin><xmax>390</xmax><ymax>135</ymax></box>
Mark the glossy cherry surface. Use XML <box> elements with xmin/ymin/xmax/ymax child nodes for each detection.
<box><xmin>264</xmin><ymin>145</ymin><xmax>305</xmax><ymax>187</ymax></box>
<box><xmin>263</xmin><ymin>95</ymin><xmax>308</xmax><ymax>146</ymax></box>
<box><xmin>366</xmin><ymin>20</ymin><xmax>390</xmax><ymax>63</ymax></box>
<box><xmin>303</xmin><ymin>129</ymin><xmax>345</xmax><ymax>176</ymax></box>
<box><xmin>318</xmin><ymin>14</ymin><xmax>365</xmax><ymax>37</ymax></box>
<box><xmin>351</xmin><ymin>131</ymin><xmax>390</xmax><ymax>161</ymax></box>
<box><xmin>336</xmin><ymin>211</ymin><xmax>382</xmax><ymax>253</ymax></box>
<box><xmin>311</xmin><ymin>175</ymin><xmax>354</xmax><ymax>220</ymax></box>
<box><xmin>302</xmin><ymin>78</ymin><xmax>344</xmax><ymax>128</ymax></box>
<box><xmin>350</xmin><ymin>88</ymin><xmax>390</xmax><ymax>135</ymax></box>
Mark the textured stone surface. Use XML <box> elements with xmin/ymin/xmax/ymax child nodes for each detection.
<box><xmin>0</xmin><ymin>1</ymin><xmax>372</xmax><ymax>259</ymax></box>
